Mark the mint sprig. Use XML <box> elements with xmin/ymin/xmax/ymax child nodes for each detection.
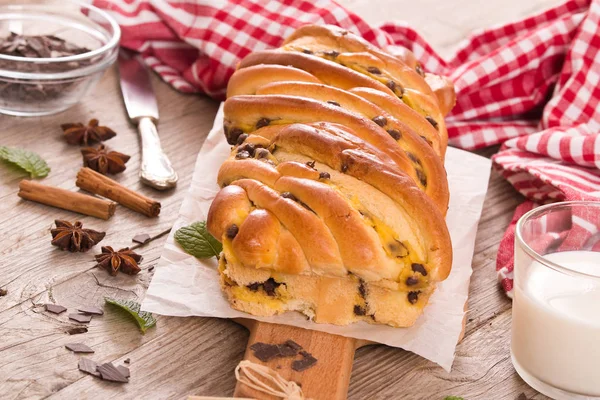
<box><xmin>0</xmin><ymin>146</ymin><xmax>50</xmax><ymax>178</ymax></box>
<box><xmin>105</xmin><ymin>297</ymin><xmax>156</xmax><ymax>334</ymax></box>
<box><xmin>174</xmin><ymin>221</ymin><xmax>222</xmax><ymax>259</ymax></box>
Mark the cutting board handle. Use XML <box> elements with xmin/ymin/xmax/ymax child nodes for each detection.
<box><xmin>234</xmin><ymin>320</ymin><xmax>357</xmax><ymax>400</ymax></box>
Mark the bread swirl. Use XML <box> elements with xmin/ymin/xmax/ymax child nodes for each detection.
<box><xmin>207</xmin><ymin>24</ymin><xmax>455</xmax><ymax>327</ymax></box>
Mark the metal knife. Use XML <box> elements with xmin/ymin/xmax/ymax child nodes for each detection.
<box><xmin>117</xmin><ymin>49</ymin><xmax>178</xmax><ymax>190</ymax></box>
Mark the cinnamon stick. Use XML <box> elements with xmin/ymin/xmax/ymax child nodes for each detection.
<box><xmin>76</xmin><ymin>167</ymin><xmax>161</xmax><ymax>217</ymax></box>
<box><xmin>18</xmin><ymin>180</ymin><xmax>116</xmax><ymax>220</ymax></box>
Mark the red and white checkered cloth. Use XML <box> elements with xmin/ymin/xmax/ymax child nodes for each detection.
<box><xmin>94</xmin><ymin>0</ymin><xmax>600</xmax><ymax>297</ymax></box>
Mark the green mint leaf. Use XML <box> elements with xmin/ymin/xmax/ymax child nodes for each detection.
<box><xmin>444</xmin><ymin>397</ymin><xmax>464</xmax><ymax>400</ymax></box>
<box><xmin>174</xmin><ymin>221</ymin><xmax>222</xmax><ymax>259</ymax></box>
<box><xmin>0</xmin><ymin>146</ymin><xmax>50</xmax><ymax>178</ymax></box>
<box><xmin>104</xmin><ymin>297</ymin><xmax>156</xmax><ymax>334</ymax></box>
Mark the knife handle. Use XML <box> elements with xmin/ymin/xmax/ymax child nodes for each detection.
<box><xmin>138</xmin><ymin>117</ymin><xmax>178</xmax><ymax>190</ymax></box>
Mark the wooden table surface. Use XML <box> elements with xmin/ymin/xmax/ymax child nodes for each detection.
<box><xmin>0</xmin><ymin>1</ymin><xmax>563</xmax><ymax>398</ymax></box>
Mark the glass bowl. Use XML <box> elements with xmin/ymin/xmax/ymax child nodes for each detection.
<box><xmin>0</xmin><ymin>1</ymin><xmax>120</xmax><ymax>116</ymax></box>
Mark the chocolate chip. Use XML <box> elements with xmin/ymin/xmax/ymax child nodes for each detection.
<box><xmin>341</xmin><ymin>164</ymin><xmax>348</xmax><ymax>173</ymax></box>
<box><xmin>238</xmin><ymin>143</ymin><xmax>256</xmax><ymax>156</ymax></box>
<box><xmin>132</xmin><ymin>233</ymin><xmax>151</xmax><ymax>244</ymax></box>
<box><xmin>45</xmin><ymin>304</ymin><xmax>67</xmax><ymax>314</ymax></box>
<box><xmin>408</xmin><ymin>291</ymin><xmax>420</xmax><ymax>304</ymax></box>
<box><xmin>281</xmin><ymin>192</ymin><xmax>297</xmax><ymax>201</ymax></box>
<box><xmin>416</xmin><ymin>169</ymin><xmax>427</xmax><ymax>187</ymax></box>
<box><xmin>372</xmin><ymin>116</ymin><xmax>387</xmax><ymax>127</ymax></box>
<box><xmin>67</xmin><ymin>327</ymin><xmax>88</xmax><ymax>335</ymax></box>
<box><xmin>78</xmin><ymin>358</ymin><xmax>100</xmax><ymax>377</ymax></box>
<box><xmin>358</xmin><ymin>280</ymin><xmax>367</xmax><ymax>298</ymax></box>
<box><xmin>318</xmin><ymin>172</ymin><xmax>330</xmax><ymax>180</ymax></box>
<box><xmin>236</xmin><ymin>133</ymin><xmax>248</xmax><ymax>145</ymax></box>
<box><xmin>97</xmin><ymin>362</ymin><xmax>129</xmax><ymax>383</ymax></box>
<box><xmin>117</xmin><ymin>365</ymin><xmax>130</xmax><ymax>379</ymax></box>
<box><xmin>425</xmin><ymin>116</ymin><xmax>438</xmax><ymax>129</ymax></box>
<box><xmin>68</xmin><ymin>313</ymin><xmax>92</xmax><ymax>323</ymax></box>
<box><xmin>367</xmin><ymin>66</ymin><xmax>381</xmax><ymax>74</ymax></box>
<box><xmin>0</xmin><ymin>288</ymin><xmax>7</xmax><ymax>296</ymax></box>
<box><xmin>65</xmin><ymin>343</ymin><xmax>95</xmax><ymax>353</ymax></box>
<box><xmin>302</xmin><ymin>49</ymin><xmax>313</xmax><ymax>54</ymax></box>
<box><xmin>226</xmin><ymin>224</ymin><xmax>239</xmax><ymax>239</ymax></box>
<box><xmin>406</xmin><ymin>152</ymin><xmax>421</xmax><ymax>165</ymax></box>
<box><xmin>353</xmin><ymin>305</ymin><xmax>366</xmax><ymax>315</ymax></box>
<box><xmin>255</xmin><ymin>148</ymin><xmax>269</xmax><ymax>158</ymax></box>
<box><xmin>387</xmin><ymin>240</ymin><xmax>409</xmax><ymax>258</ymax></box>
<box><xmin>306</xmin><ymin>160</ymin><xmax>316</xmax><ymax>169</ymax></box>
<box><xmin>235</xmin><ymin>150</ymin><xmax>250</xmax><ymax>160</ymax></box>
<box><xmin>415</xmin><ymin>64</ymin><xmax>424</xmax><ymax>76</ymax></box>
<box><xmin>412</xmin><ymin>263</ymin><xmax>428</xmax><ymax>276</ymax></box>
<box><xmin>250</xmin><ymin>342</ymin><xmax>281</xmax><ymax>362</ymax></box>
<box><xmin>326</xmin><ymin>100</ymin><xmax>340</xmax><ymax>107</ymax></box>
<box><xmin>386</xmin><ymin>80</ymin><xmax>397</xmax><ymax>91</ymax></box>
<box><xmin>77</xmin><ymin>306</ymin><xmax>104</xmax><ymax>316</ymax></box>
<box><xmin>247</xmin><ymin>282</ymin><xmax>260</xmax><ymax>292</ymax></box>
<box><xmin>387</xmin><ymin>129</ymin><xmax>401</xmax><ymax>140</ymax></box>
<box><xmin>292</xmin><ymin>351</ymin><xmax>318</xmax><ymax>372</ymax></box>
<box><xmin>262</xmin><ymin>278</ymin><xmax>280</xmax><ymax>296</ymax></box>
<box><xmin>227</xmin><ymin>127</ymin><xmax>244</xmax><ymax>144</ymax></box>
<box><xmin>256</xmin><ymin>118</ymin><xmax>271</xmax><ymax>129</ymax></box>
<box><xmin>148</xmin><ymin>266</ymin><xmax>155</xmax><ymax>272</ymax></box>
<box><xmin>124</xmin><ymin>358</ymin><xmax>130</xmax><ymax>364</ymax></box>
<box><xmin>323</xmin><ymin>50</ymin><xmax>339</xmax><ymax>58</ymax></box>
<box><xmin>406</xmin><ymin>276</ymin><xmax>419</xmax><ymax>286</ymax></box>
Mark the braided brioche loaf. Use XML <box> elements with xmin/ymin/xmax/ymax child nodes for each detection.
<box><xmin>207</xmin><ymin>25</ymin><xmax>455</xmax><ymax>327</ymax></box>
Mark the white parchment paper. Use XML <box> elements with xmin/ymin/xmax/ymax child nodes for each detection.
<box><xmin>142</xmin><ymin>103</ymin><xmax>491</xmax><ymax>371</ymax></box>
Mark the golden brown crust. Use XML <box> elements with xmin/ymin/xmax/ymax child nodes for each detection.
<box><xmin>227</xmin><ymin>64</ymin><xmax>321</xmax><ymax>97</ymax></box>
<box><xmin>424</xmin><ymin>73</ymin><xmax>457</xmax><ymax>117</ymax></box>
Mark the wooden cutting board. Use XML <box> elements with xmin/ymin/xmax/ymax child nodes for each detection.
<box><xmin>233</xmin><ymin>302</ymin><xmax>468</xmax><ymax>399</ymax></box>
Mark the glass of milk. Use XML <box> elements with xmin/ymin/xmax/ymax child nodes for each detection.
<box><xmin>512</xmin><ymin>201</ymin><xmax>600</xmax><ymax>399</ymax></box>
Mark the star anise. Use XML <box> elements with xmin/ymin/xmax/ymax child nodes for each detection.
<box><xmin>81</xmin><ymin>145</ymin><xmax>130</xmax><ymax>175</ymax></box>
<box><xmin>95</xmin><ymin>246</ymin><xmax>142</xmax><ymax>276</ymax></box>
<box><xmin>51</xmin><ymin>220</ymin><xmax>106</xmax><ymax>252</ymax></box>
<box><xmin>61</xmin><ymin>119</ymin><xmax>116</xmax><ymax>145</ymax></box>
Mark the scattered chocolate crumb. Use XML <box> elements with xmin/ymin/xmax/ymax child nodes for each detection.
<box><xmin>77</xmin><ymin>306</ymin><xmax>104</xmax><ymax>316</ymax></box>
<box><xmin>124</xmin><ymin>358</ymin><xmax>130</xmax><ymax>364</ymax></box>
<box><xmin>65</xmin><ymin>343</ymin><xmax>95</xmax><ymax>353</ymax></box>
<box><xmin>67</xmin><ymin>327</ymin><xmax>88</xmax><ymax>335</ymax></box>
<box><xmin>132</xmin><ymin>233</ymin><xmax>151</xmax><ymax>244</ymax></box>
<box><xmin>68</xmin><ymin>313</ymin><xmax>92</xmax><ymax>323</ymax></box>
<box><xmin>117</xmin><ymin>365</ymin><xmax>131</xmax><ymax>379</ymax></box>
<box><xmin>468</xmin><ymin>318</ymin><xmax>474</xmax><ymax>323</ymax></box>
<box><xmin>78</xmin><ymin>358</ymin><xmax>101</xmax><ymax>377</ymax></box>
<box><xmin>97</xmin><ymin>362</ymin><xmax>129</xmax><ymax>383</ymax></box>
<box><xmin>305</xmin><ymin>160</ymin><xmax>316</xmax><ymax>169</ymax></box>
<box><xmin>147</xmin><ymin>266</ymin><xmax>155</xmax><ymax>272</ymax></box>
<box><xmin>250</xmin><ymin>342</ymin><xmax>281</xmax><ymax>362</ymax></box>
<box><xmin>46</xmin><ymin>304</ymin><xmax>67</xmax><ymax>314</ymax></box>
<box><xmin>292</xmin><ymin>350</ymin><xmax>318</xmax><ymax>372</ymax></box>
<box><xmin>0</xmin><ymin>288</ymin><xmax>7</xmax><ymax>296</ymax></box>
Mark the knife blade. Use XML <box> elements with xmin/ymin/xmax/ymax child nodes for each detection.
<box><xmin>118</xmin><ymin>49</ymin><xmax>177</xmax><ymax>190</ymax></box>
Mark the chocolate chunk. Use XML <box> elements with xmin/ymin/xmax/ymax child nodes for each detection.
<box><xmin>97</xmin><ymin>362</ymin><xmax>129</xmax><ymax>383</ymax></box>
<box><xmin>319</xmin><ymin>172</ymin><xmax>330</xmax><ymax>180</ymax></box>
<box><xmin>386</xmin><ymin>80</ymin><xmax>397</xmax><ymax>91</ymax></box>
<box><xmin>77</xmin><ymin>306</ymin><xmax>104</xmax><ymax>316</ymax></box>
<box><xmin>367</xmin><ymin>66</ymin><xmax>381</xmax><ymax>74</ymax></box>
<box><xmin>277</xmin><ymin>341</ymin><xmax>301</xmax><ymax>357</ymax></box>
<box><xmin>425</xmin><ymin>116</ymin><xmax>438</xmax><ymax>129</ymax></box>
<box><xmin>238</xmin><ymin>143</ymin><xmax>256</xmax><ymax>156</ymax></box>
<box><xmin>326</xmin><ymin>100</ymin><xmax>340</xmax><ymax>107</ymax></box>
<box><xmin>353</xmin><ymin>305</ymin><xmax>366</xmax><ymax>316</ymax></box>
<box><xmin>292</xmin><ymin>351</ymin><xmax>318</xmax><ymax>372</ymax></box>
<box><xmin>416</xmin><ymin>169</ymin><xmax>427</xmax><ymax>187</ymax></box>
<box><xmin>227</xmin><ymin>127</ymin><xmax>244</xmax><ymax>144</ymax></box>
<box><xmin>408</xmin><ymin>291</ymin><xmax>420</xmax><ymax>304</ymax></box>
<box><xmin>67</xmin><ymin>327</ymin><xmax>88</xmax><ymax>335</ymax></box>
<box><xmin>262</xmin><ymin>278</ymin><xmax>280</xmax><ymax>296</ymax></box>
<box><xmin>65</xmin><ymin>343</ymin><xmax>95</xmax><ymax>353</ymax></box>
<box><xmin>372</xmin><ymin>116</ymin><xmax>387</xmax><ymax>127</ymax></box>
<box><xmin>0</xmin><ymin>288</ymin><xmax>7</xmax><ymax>296</ymax></box>
<box><xmin>78</xmin><ymin>358</ymin><xmax>101</xmax><ymax>377</ymax></box>
<box><xmin>148</xmin><ymin>266</ymin><xmax>155</xmax><ymax>272</ymax></box>
<box><xmin>323</xmin><ymin>50</ymin><xmax>339</xmax><ymax>58</ymax></box>
<box><xmin>283</xmin><ymin>340</ymin><xmax>302</xmax><ymax>351</ymax></box>
<box><xmin>124</xmin><ymin>358</ymin><xmax>130</xmax><ymax>364</ymax></box>
<box><xmin>226</xmin><ymin>224</ymin><xmax>239</xmax><ymax>239</ymax></box>
<box><xmin>235</xmin><ymin>150</ymin><xmax>251</xmax><ymax>160</ymax></box>
<box><xmin>302</xmin><ymin>49</ymin><xmax>313</xmax><ymax>54</ymax></box>
<box><xmin>412</xmin><ymin>263</ymin><xmax>427</xmax><ymax>276</ymax></box>
<box><xmin>68</xmin><ymin>313</ymin><xmax>92</xmax><ymax>323</ymax></box>
<box><xmin>132</xmin><ymin>234</ymin><xmax>151</xmax><ymax>244</ymax></box>
<box><xmin>415</xmin><ymin>64</ymin><xmax>424</xmax><ymax>76</ymax></box>
<box><xmin>341</xmin><ymin>164</ymin><xmax>348</xmax><ymax>173</ymax></box>
<box><xmin>406</xmin><ymin>276</ymin><xmax>419</xmax><ymax>286</ymax></box>
<box><xmin>236</xmin><ymin>133</ymin><xmax>248</xmax><ymax>145</ymax></box>
<box><xmin>45</xmin><ymin>304</ymin><xmax>67</xmax><ymax>314</ymax></box>
<box><xmin>247</xmin><ymin>282</ymin><xmax>260</xmax><ymax>292</ymax></box>
<box><xmin>255</xmin><ymin>148</ymin><xmax>269</xmax><ymax>159</ymax></box>
<box><xmin>117</xmin><ymin>365</ymin><xmax>131</xmax><ymax>378</ymax></box>
<box><xmin>387</xmin><ymin>129</ymin><xmax>401</xmax><ymax>140</ymax></box>
<box><xmin>256</xmin><ymin>118</ymin><xmax>271</xmax><ymax>129</ymax></box>
<box><xmin>281</xmin><ymin>192</ymin><xmax>297</xmax><ymax>201</ymax></box>
<box><xmin>250</xmin><ymin>342</ymin><xmax>281</xmax><ymax>362</ymax></box>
